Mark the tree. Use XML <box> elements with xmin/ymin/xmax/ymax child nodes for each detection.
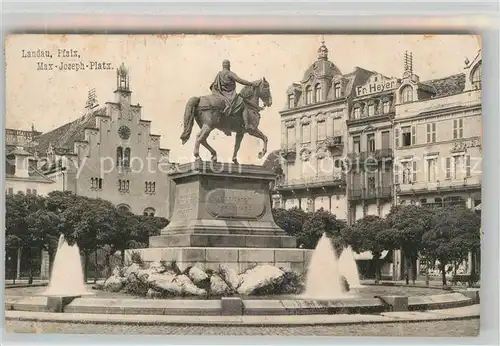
<box><xmin>61</xmin><ymin>196</ymin><xmax>120</xmax><ymax>281</ymax></box>
<box><xmin>344</xmin><ymin>215</ymin><xmax>388</xmax><ymax>283</ymax></box>
<box><xmin>381</xmin><ymin>205</ymin><xmax>437</xmax><ymax>285</ymax></box>
<box><xmin>26</xmin><ymin>209</ymin><xmax>64</xmax><ymax>279</ymax></box>
<box><xmin>5</xmin><ymin>192</ymin><xmax>46</xmax><ymax>283</ymax></box>
<box><xmin>272</xmin><ymin>207</ymin><xmax>308</xmax><ymax>238</ymax></box>
<box><xmin>297</xmin><ymin>208</ymin><xmax>347</xmax><ymax>251</ymax></box>
<box><xmin>421</xmin><ymin>205</ymin><xmax>481</xmax><ymax>286</ymax></box>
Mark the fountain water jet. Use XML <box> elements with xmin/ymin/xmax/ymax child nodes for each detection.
<box><xmin>302</xmin><ymin>233</ymin><xmax>348</xmax><ymax>300</ymax></box>
<box><xmin>339</xmin><ymin>246</ymin><xmax>363</xmax><ymax>288</ymax></box>
<box><xmin>43</xmin><ymin>234</ymin><xmax>91</xmax><ymax>297</ymax></box>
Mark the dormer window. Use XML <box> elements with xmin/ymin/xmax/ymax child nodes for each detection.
<box><xmin>288</xmin><ymin>94</ymin><xmax>295</xmax><ymax>108</ymax></box>
<box><xmin>353</xmin><ymin>107</ymin><xmax>361</xmax><ymax>119</ymax></box>
<box><xmin>367</xmin><ymin>103</ymin><xmax>375</xmax><ymax>116</ymax></box>
<box><xmin>471</xmin><ymin>63</ymin><xmax>482</xmax><ymax>90</ymax></box>
<box><xmin>305</xmin><ymin>86</ymin><xmax>313</xmax><ymax>105</ymax></box>
<box><xmin>401</xmin><ymin>85</ymin><xmax>413</xmax><ymax>103</ymax></box>
<box><xmin>314</xmin><ymin>84</ymin><xmax>322</xmax><ymax>103</ymax></box>
<box><xmin>334</xmin><ymin>83</ymin><xmax>341</xmax><ymax>98</ymax></box>
<box><xmin>382</xmin><ymin>100</ymin><xmax>390</xmax><ymax>114</ymax></box>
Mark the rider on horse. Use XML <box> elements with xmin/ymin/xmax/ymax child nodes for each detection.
<box><xmin>210</xmin><ymin>60</ymin><xmax>260</xmax><ymax>136</ymax></box>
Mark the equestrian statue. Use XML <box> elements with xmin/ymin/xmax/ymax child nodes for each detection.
<box><xmin>180</xmin><ymin>59</ymin><xmax>273</xmax><ymax>164</ymax></box>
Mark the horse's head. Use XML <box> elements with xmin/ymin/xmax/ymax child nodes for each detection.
<box><xmin>255</xmin><ymin>77</ymin><xmax>272</xmax><ymax>107</ymax></box>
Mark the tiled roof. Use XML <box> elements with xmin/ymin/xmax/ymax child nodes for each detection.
<box><xmin>5</xmin><ymin>162</ymin><xmax>55</xmax><ymax>183</ymax></box>
<box><xmin>423</xmin><ymin>73</ymin><xmax>466</xmax><ymax>97</ymax></box>
<box><xmin>34</xmin><ymin>107</ymin><xmax>106</xmax><ymax>156</ymax></box>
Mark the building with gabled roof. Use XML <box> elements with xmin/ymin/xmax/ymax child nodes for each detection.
<box><xmin>32</xmin><ymin>63</ymin><xmax>173</xmax><ymax>218</ymax></box>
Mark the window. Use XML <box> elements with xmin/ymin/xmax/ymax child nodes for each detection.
<box><xmin>287</xmin><ymin>126</ymin><xmax>295</xmax><ymax>149</ymax></box>
<box><xmin>426</xmin><ymin>158</ymin><xmax>437</xmax><ymax>182</ymax></box>
<box><xmin>381</xmin><ymin>131</ymin><xmax>390</xmax><ymax>149</ymax></box>
<box><xmin>367</xmin><ymin>134</ymin><xmax>376</xmax><ymax>152</ymax></box>
<box><xmin>453</xmin><ymin>119</ymin><xmax>463</xmax><ymax>139</ymax></box>
<box><xmin>471</xmin><ymin>63</ymin><xmax>482</xmax><ymax>90</ymax></box>
<box><xmin>353</xmin><ymin>136</ymin><xmax>361</xmax><ymax>154</ymax></box>
<box><xmin>401</xmin><ymin>126</ymin><xmax>415</xmax><ymax>147</ymax></box>
<box><xmin>143</xmin><ymin>208</ymin><xmax>155</xmax><ymax>217</ymax></box>
<box><xmin>317</xmin><ymin>121</ymin><xmax>326</xmax><ymax>141</ymax></box>
<box><xmin>118</xmin><ymin>179</ymin><xmax>130</xmax><ymax>192</ymax></box>
<box><xmin>288</xmin><ymin>94</ymin><xmax>295</xmax><ymax>108</ymax></box>
<box><xmin>402</xmin><ymin>162</ymin><xmax>411</xmax><ymax>184</ymax></box>
<box><xmin>382</xmin><ymin>101</ymin><xmax>390</xmax><ymax>114</ymax></box>
<box><xmin>445</xmin><ymin>157</ymin><xmax>451</xmax><ymax>179</ymax></box>
<box><xmin>453</xmin><ymin>156</ymin><xmax>461</xmax><ymax>179</ymax></box>
<box><xmin>117</xmin><ymin>204</ymin><xmax>131</xmax><ymax>213</ymax></box>
<box><xmin>91</xmin><ymin>177</ymin><xmax>102</xmax><ymax>190</ymax></box>
<box><xmin>302</xmin><ymin>123</ymin><xmax>311</xmax><ymax>143</ymax></box>
<box><xmin>314</xmin><ymin>84</ymin><xmax>322</xmax><ymax>102</ymax></box>
<box><xmin>426</xmin><ymin>123</ymin><xmax>437</xmax><ymax>143</ymax></box>
<box><xmin>401</xmin><ymin>85</ymin><xmax>413</xmax><ymax>103</ymax></box>
<box><xmin>334</xmin><ymin>83</ymin><xmax>341</xmax><ymax>98</ymax></box>
<box><xmin>465</xmin><ymin>155</ymin><xmax>471</xmax><ymax>177</ymax></box>
<box><xmin>353</xmin><ymin>107</ymin><xmax>361</xmax><ymax>119</ymax></box>
<box><xmin>412</xmin><ymin>161</ymin><xmax>418</xmax><ymax>183</ymax></box>
<box><xmin>435</xmin><ymin>197</ymin><xmax>443</xmax><ymax>207</ymax></box>
<box><xmin>367</xmin><ymin>104</ymin><xmax>375</xmax><ymax>116</ymax></box>
<box><xmin>394</xmin><ymin>164</ymin><xmax>399</xmax><ymax>184</ymax></box>
<box><xmin>124</xmin><ymin>148</ymin><xmax>131</xmax><ymax>167</ymax></box>
<box><xmin>367</xmin><ymin>176</ymin><xmax>376</xmax><ymax>193</ymax></box>
<box><xmin>145</xmin><ymin>181</ymin><xmax>156</xmax><ymax>194</ymax></box>
<box><xmin>116</xmin><ymin>147</ymin><xmax>123</xmax><ymax>167</ymax></box>
<box><xmin>98</xmin><ymin>178</ymin><xmax>103</xmax><ymax>189</ymax></box>
<box><xmin>420</xmin><ymin>198</ymin><xmax>427</xmax><ymax>206</ymax></box>
<box><xmin>305</xmin><ymin>86</ymin><xmax>313</xmax><ymax>105</ymax></box>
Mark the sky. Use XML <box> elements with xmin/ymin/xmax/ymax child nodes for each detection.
<box><xmin>6</xmin><ymin>34</ymin><xmax>481</xmax><ymax>164</ymax></box>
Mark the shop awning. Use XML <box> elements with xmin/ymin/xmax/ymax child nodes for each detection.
<box><xmin>354</xmin><ymin>250</ymin><xmax>389</xmax><ymax>261</ymax></box>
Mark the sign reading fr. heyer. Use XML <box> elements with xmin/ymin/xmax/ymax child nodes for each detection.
<box><xmin>356</xmin><ymin>78</ymin><xmax>399</xmax><ymax>97</ymax></box>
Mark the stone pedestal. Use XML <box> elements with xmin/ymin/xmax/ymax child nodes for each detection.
<box><xmin>152</xmin><ymin>161</ymin><xmax>296</xmax><ymax>248</ymax></box>
<box><xmin>128</xmin><ymin>161</ymin><xmax>310</xmax><ymax>275</ymax></box>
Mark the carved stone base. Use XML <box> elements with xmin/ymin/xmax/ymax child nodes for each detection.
<box><xmin>125</xmin><ymin>247</ymin><xmax>313</xmax><ymax>275</ymax></box>
<box><xmin>150</xmin><ymin>234</ymin><xmax>296</xmax><ymax>248</ymax></box>
<box><xmin>160</xmin><ymin>161</ymin><xmax>293</xmax><ymax>246</ymax></box>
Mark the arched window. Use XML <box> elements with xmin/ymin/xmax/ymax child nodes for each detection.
<box><xmin>143</xmin><ymin>207</ymin><xmax>155</xmax><ymax>217</ymax></box>
<box><xmin>124</xmin><ymin>148</ymin><xmax>131</xmax><ymax>167</ymax></box>
<box><xmin>314</xmin><ymin>84</ymin><xmax>322</xmax><ymax>103</ymax></box>
<box><xmin>117</xmin><ymin>204</ymin><xmax>131</xmax><ymax>213</ymax></box>
<box><xmin>116</xmin><ymin>147</ymin><xmax>123</xmax><ymax>167</ymax></box>
<box><xmin>471</xmin><ymin>63</ymin><xmax>482</xmax><ymax>89</ymax></box>
<box><xmin>288</xmin><ymin>94</ymin><xmax>295</xmax><ymax>108</ymax></box>
<box><xmin>305</xmin><ymin>86</ymin><xmax>313</xmax><ymax>105</ymax></box>
<box><xmin>401</xmin><ymin>85</ymin><xmax>413</xmax><ymax>103</ymax></box>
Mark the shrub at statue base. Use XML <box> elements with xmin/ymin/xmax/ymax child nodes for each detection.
<box><xmin>93</xmin><ymin>261</ymin><xmax>304</xmax><ymax>298</ymax></box>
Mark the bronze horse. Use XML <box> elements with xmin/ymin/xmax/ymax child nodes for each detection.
<box><xmin>180</xmin><ymin>78</ymin><xmax>272</xmax><ymax>164</ymax></box>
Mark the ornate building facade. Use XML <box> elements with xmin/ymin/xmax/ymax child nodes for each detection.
<box><xmin>275</xmin><ymin>41</ymin><xmax>373</xmax><ymax>220</ymax></box>
<box><xmin>393</xmin><ymin>50</ymin><xmax>482</xmax><ymax>210</ymax></box>
<box><xmin>33</xmin><ymin>64</ymin><xmax>173</xmax><ymax>218</ymax></box>
<box><xmin>346</xmin><ymin>73</ymin><xmax>400</xmax><ymax>224</ymax></box>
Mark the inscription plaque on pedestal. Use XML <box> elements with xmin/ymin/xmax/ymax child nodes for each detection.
<box><xmin>206</xmin><ymin>189</ymin><xmax>265</xmax><ymax>220</ymax></box>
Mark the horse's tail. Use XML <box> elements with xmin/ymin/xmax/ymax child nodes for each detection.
<box><xmin>180</xmin><ymin>97</ymin><xmax>200</xmax><ymax>145</ymax></box>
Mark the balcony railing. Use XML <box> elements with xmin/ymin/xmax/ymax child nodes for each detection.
<box><xmin>325</xmin><ymin>135</ymin><xmax>344</xmax><ymax>150</ymax></box>
<box><xmin>276</xmin><ymin>173</ymin><xmax>346</xmax><ymax>190</ymax></box>
<box><xmin>348</xmin><ymin>186</ymin><xmax>393</xmax><ymax>200</ymax></box>
<box><xmin>397</xmin><ymin>175</ymin><xmax>481</xmax><ymax>195</ymax></box>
